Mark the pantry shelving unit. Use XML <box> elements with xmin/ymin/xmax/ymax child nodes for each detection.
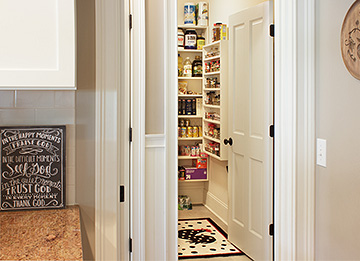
<box><xmin>202</xmin><ymin>40</ymin><xmax>228</xmax><ymax>161</ymax></box>
<box><xmin>177</xmin><ymin>24</ymin><xmax>208</xmax><ymax>183</ymax></box>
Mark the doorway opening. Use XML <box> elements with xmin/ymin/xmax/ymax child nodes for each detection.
<box><xmin>176</xmin><ymin>1</ymin><xmax>274</xmax><ymax>260</ymax></box>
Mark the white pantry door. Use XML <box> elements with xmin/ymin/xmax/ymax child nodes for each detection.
<box><xmin>227</xmin><ymin>2</ymin><xmax>273</xmax><ymax>260</ymax></box>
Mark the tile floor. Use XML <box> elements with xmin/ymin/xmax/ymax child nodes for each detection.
<box><xmin>178</xmin><ymin>204</ymin><xmax>252</xmax><ymax>261</ymax></box>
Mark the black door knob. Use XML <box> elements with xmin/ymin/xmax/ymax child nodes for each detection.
<box><xmin>224</xmin><ymin>137</ymin><xmax>233</xmax><ymax>146</ymax></box>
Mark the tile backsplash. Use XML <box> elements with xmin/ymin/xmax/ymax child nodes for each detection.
<box><xmin>0</xmin><ymin>90</ymin><xmax>76</xmax><ymax>205</ymax></box>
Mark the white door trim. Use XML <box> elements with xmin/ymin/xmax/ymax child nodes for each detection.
<box><xmin>164</xmin><ymin>0</ymin><xmax>179</xmax><ymax>260</ymax></box>
<box><xmin>95</xmin><ymin>0</ymin><xmax>131</xmax><ymax>260</ymax></box>
<box><xmin>274</xmin><ymin>0</ymin><xmax>315</xmax><ymax>259</ymax></box>
<box><xmin>130</xmin><ymin>0</ymin><xmax>146</xmax><ymax>260</ymax></box>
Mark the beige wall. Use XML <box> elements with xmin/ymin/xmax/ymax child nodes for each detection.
<box><xmin>0</xmin><ymin>90</ymin><xmax>76</xmax><ymax>205</ymax></box>
<box><xmin>316</xmin><ymin>0</ymin><xmax>360</xmax><ymax>259</ymax></box>
<box><xmin>75</xmin><ymin>0</ymin><xmax>96</xmax><ymax>260</ymax></box>
<box><xmin>145</xmin><ymin>0</ymin><xmax>165</xmax><ymax>134</ymax></box>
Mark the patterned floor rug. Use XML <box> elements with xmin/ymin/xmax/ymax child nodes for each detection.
<box><xmin>178</xmin><ymin>218</ymin><xmax>243</xmax><ymax>259</ymax></box>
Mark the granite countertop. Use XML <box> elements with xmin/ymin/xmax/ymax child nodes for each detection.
<box><xmin>0</xmin><ymin>205</ymin><xmax>83</xmax><ymax>261</ymax></box>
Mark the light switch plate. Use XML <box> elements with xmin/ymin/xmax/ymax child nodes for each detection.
<box><xmin>316</xmin><ymin>138</ymin><xmax>327</xmax><ymax>167</ymax></box>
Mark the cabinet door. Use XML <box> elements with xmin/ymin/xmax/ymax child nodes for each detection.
<box><xmin>0</xmin><ymin>0</ymin><xmax>75</xmax><ymax>89</ymax></box>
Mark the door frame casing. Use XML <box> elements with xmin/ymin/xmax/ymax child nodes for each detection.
<box><xmin>94</xmin><ymin>0</ymin><xmax>316</xmax><ymax>259</ymax></box>
<box><xmin>274</xmin><ymin>0</ymin><xmax>315</xmax><ymax>259</ymax></box>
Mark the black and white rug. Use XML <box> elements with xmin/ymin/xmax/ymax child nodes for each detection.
<box><xmin>178</xmin><ymin>218</ymin><xmax>243</xmax><ymax>259</ymax></box>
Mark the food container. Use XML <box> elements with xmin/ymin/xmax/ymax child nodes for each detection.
<box><xmin>184</xmin><ymin>3</ymin><xmax>196</xmax><ymax>25</ymax></box>
<box><xmin>213</xmin><ymin>22</ymin><xmax>222</xmax><ymax>42</ymax></box>
<box><xmin>196</xmin><ymin>2</ymin><xmax>208</xmax><ymax>26</ymax></box>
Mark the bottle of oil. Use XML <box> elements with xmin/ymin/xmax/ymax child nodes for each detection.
<box><xmin>178</xmin><ymin>54</ymin><xmax>183</xmax><ymax>77</ymax></box>
<box><xmin>192</xmin><ymin>55</ymin><xmax>202</xmax><ymax>77</ymax></box>
<box><xmin>183</xmin><ymin>57</ymin><xmax>192</xmax><ymax>77</ymax></box>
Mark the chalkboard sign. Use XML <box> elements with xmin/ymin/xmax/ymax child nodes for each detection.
<box><xmin>0</xmin><ymin>126</ymin><xmax>66</xmax><ymax>211</ymax></box>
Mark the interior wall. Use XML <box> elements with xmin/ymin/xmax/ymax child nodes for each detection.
<box><xmin>75</xmin><ymin>0</ymin><xmax>96</xmax><ymax>260</ymax></box>
<box><xmin>145</xmin><ymin>0</ymin><xmax>165</xmax><ymax>134</ymax></box>
<box><xmin>0</xmin><ymin>90</ymin><xmax>76</xmax><ymax>205</ymax></box>
<box><xmin>209</xmin><ymin>0</ymin><xmax>267</xmax><ymax>25</ymax></box>
<box><xmin>315</xmin><ymin>0</ymin><xmax>360</xmax><ymax>259</ymax></box>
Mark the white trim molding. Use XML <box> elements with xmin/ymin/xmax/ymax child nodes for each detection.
<box><xmin>95</xmin><ymin>0</ymin><xmax>130</xmax><ymax>260</ymax></box>
<box><xmin>164</xmin><ymin>0</ymin><xmax>179</xmax><ymax>260</ymax></box>
<box><xmin>274</xmin><ymin>0</ymin><xmax>297</xmax><ymax>259</ymax></box>
<box><xmin>131</xmin><ymin>0</ymin><xmax>146</xmax><ymax>260</ymax></box>
<box><xmin>274</xmin><ymin>0</ymin><xmax>315</xmax><ymax>260</ymax></box>
<box><xmin>296</xmin><ymin>0</ymin><xmax>316</xmax><ymax>259</ymax></box>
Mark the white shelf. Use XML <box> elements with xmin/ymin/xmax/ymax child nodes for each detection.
<box><xmin>203</xmin><ymin>150</ymin><xmax>222</xmax><ymax>161</ymax></box>
<box><xmin>178</xmin><ymin>48</ymin><xmax>203</xmax><ymax>53</ymax></box>
<box><xmin>203</xmin><ymin>40</ymin><xmax>221</xmax><ymax>48</ymax></box>
<box><xmin>204</xmin><ymin>118</ymin><xmax>221</xmax><ymax>125</ymax></box>
<box><xmin>179</xmin><ymin>179</ymin><xmax>208</xmax><ymax>182</ymax></box>
<box><xmin>178</xmin><ymin>94</ymin><xmax>202</xmax><ymax>98</ymax></box>
<box><xmin>178</xmin><ymin>156</ymin><xmax>202</xmax><ymax>160</ymax></box>
<box><xmin>203</xmin><ymin>135</ymin><xmax>221</xmax><ymax>143</ymax></box>
<box><xmin>178</xmin><ymin>137</ymin><xmax>203</xmax><ymax>141</ymax></box>
<box><xmin>178</xmin><ymin>115</ymin><xmax>202</xmax><ymax>119</ymax></box>
<box><xmin>178</xmin><ymin>25</ymin><xmax>207</xmax><ymax>29</ymax></box>
<box><xmin>204</xmin><ymin>55</ymin><xmax>220</xmax><ymax>61</ymax></box>
<box><xmin>202</xmin><ymin>40</ymin><xmax>228</xmax><ymax>161</ymax></box>
<box><xmin>204</xmin><ymin>104</ymin><xmax>220</xmax><ymax>109</ymax></box>
<box><xmin>204</xmin><ymin>72</ymin><xmax>221</xmax><ymax>76</ymax></box>
<box><xmin>204</xmin><ymin>88</ymin><xmax>220</xmax><ymax>91</ymax></box>
<box><xmin>179</xmin><ymin>77</ymin><xmax>203</xmax><ymax>80</ymax></box>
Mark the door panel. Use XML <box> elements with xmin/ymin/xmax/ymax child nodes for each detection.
<box><xmin>228</xmin><ymin>2</ymin><xmax>273</xmax><ymax>260</ymax></box>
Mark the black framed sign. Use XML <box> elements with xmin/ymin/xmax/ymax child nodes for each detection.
<box><xmin>0</xmin><ymin>126</ymin><xmax>66</xmax><ymax>211</ymax></box>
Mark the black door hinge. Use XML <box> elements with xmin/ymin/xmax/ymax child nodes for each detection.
<box><xmin>129</xmin><ymin>238</ymin><xmax>133</xmax><ymax>252</ymax></box>
<box><xmin>269</xmin><ymin>224</ymin><xmax>274</xmax><ymax>236</ymax></box>
<box><xmin>269</xmin><ymin>125</ymin><xmax>274</xmax><ymax>138</ymax></box>
<box><xmin>120</xmin><ymin>185</ymin><xmax>125</xmax><ymax>203</ymax></box>
<box><xmin>129</xmin><ymin>127</ymin><xmax>133</xmax><ymax>142</ymax></box>
<box><xmin>129</xmin><ymin>14</ymin><xmax>133</xmax><ymax>30</ymax></box>
<box><xmin>269</xmin><ymin>24</ymin><xmax>274</xmax><ymax>37</ymax></box>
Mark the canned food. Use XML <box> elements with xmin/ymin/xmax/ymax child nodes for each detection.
<box><xmin>178</xmin><ymin>127</ymin><xmax>181</xmax><ymax>138</ymax></box>
<box><xmin>193</xmin><ymin>126</ymin><xmax>199</xmax><ymax>137</ymax></box>
<box><xmin>187</xmin><ymin>126</ymin><xmax>193</xmax><ymax>138</ymax></box>
<box><xmin>198</xmin><ymin>126</ymin><xmax>203</xmax><ymax>137</ymax></box>
<box><xmin>191</xmin><ymin>146</ymin><xmax>197</xmax><ymax>156</ymax></box>
<box><xmin>185</xmin><ymin>119</ymin><xmax>190</xmax><ymax>127</ymax></box>
<box><xmin>184</xmin><ymin>145</ymin><xmax>191</xmax><ymax>156</ymax></box>
<box><xmin>179</xmin><ymin>145</ymin><xmax>185</xmax><ymax>155</ymax></box>
<box><xmin>180</xmin><ymin>119</ymin><xmax>185</xmax><ymax>127</ymax></box>
<box><xmin>181</xmin><ymin>127</ymin><xmax>187</xmax><ymax>138</ymax></box>
<box><xmin>196</xmin><ymin>146</ymin><xmax>200</xmax><ymax>156</ymax></box>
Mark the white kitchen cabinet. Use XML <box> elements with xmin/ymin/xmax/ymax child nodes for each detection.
<box><xmin>0</xmin><ymin>0</ymin><xmax>75</xmax><ymax>89</ymax></box>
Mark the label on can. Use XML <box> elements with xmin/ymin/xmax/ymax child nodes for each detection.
<box><xmin>187</xmin><ymin>126</ymin><xmax>193</xmax><ymax>138</ymax></box>
<box><xmin>193</xmin><ymin>126</ymin><xmax>199</xmax><ymax>137</ymax></box>
<box><xmin>197</xmin><ymin>39</ymin><xmax>205</xmax><ymax>50</ymax></box>
<box><xmin>191</xmin><ymin>146</ymin><xmax>197</xmax><ymax>156</ymax></box>
<box><xmin>181</xmin><ymin>127</ymin><xmax>187</xmax><ymax>138</ymax></box>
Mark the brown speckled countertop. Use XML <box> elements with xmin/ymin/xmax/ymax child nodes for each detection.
<box><xmin>0</xmin><ymin>205</ymin><xmax>83</xmax><ymax>261</ymax></box>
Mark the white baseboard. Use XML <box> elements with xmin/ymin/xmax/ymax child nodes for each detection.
<box><xmin>204</xmin><ymin>191</ymin><xmax>228</xmax><ymax>226</ymax></box>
